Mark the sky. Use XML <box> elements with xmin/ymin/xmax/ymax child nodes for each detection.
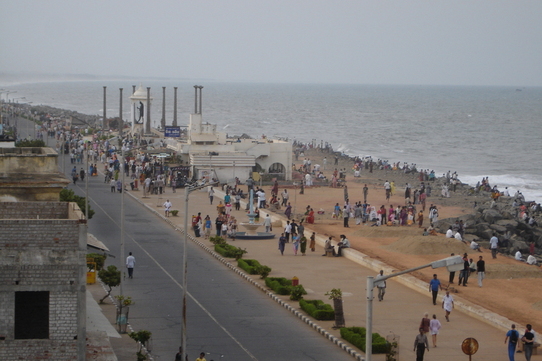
<box><xmin>1</xmin><ymin>0</ymin><xmax>541</xmax><ymax>86</ymax></box>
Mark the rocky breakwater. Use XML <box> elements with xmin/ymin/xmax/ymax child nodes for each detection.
<box><xmin>434</xmin><ymin>196</ymin><xmax>542</xmax><ymax>261</ymax></box>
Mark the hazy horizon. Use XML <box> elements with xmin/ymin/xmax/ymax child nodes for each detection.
<box><xmin>1</xmin><ymin>1</ymin><xmax>541</xmax><ymax>87</ymax></box>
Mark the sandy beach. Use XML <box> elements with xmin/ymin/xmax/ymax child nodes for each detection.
<box><xmin>267</xmin><ymin>147</ymin><xmax>542</xmax><ymax>331</ymax></box>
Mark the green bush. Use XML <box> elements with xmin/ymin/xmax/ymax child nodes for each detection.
<box><xmin>16</xmin><ymin>139</ymin><xmax>45</xmax><ymax>147</ymax></box>
<box><xmin>237</xmin><ymin>259</ymin><xmax>261</xmax><ymax>275</ymax></box>
<box><xmin>87</xmin><ymin>253</ymin><xmax>106</xmax><ymax>271</ymax></box>
<box><xmin>289</xmin><ymin>285</ymin><xmax>306</xmax><ymax>301</ymax></box>
<box><xmin>264</xmin><ymin>277</ymin><xmax>307</xmax><ymax>297</ymax></box>
<box><xmin>299</xmin><ymin>299</ymin><xmax>335</xmax><ymax>320</ymax></box>
<box><xmin>265</xmin><ymin>277</ymin><xmax>292</xmax><ymax>295</ymax></box>
<box><xmin>340</xmin><ymin>327</ymin><xmax>389</xmax><ymax>354</ymax></box>
<box><xmin>210</xmin><ymin>235</ymin><xmax>226</xmax><ymax>245</ymax></box>
<box><xmin>255</xmin><ymin>265</ymin><xmax>271</xmax><ymax>279</ymax></box>
<box><xmin>214</xmin><ymin>243</ymin><xmax>247</xmax><ymax>259</ymax></box>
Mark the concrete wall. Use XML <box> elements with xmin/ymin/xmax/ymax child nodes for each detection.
<box><xmin>0</xmin><ymin>202</ymin><xmax>87</xmax><ymax>361</ymax></box>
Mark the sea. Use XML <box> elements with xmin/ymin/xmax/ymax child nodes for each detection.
<box><xmin>3</xmin><ymin>79</ymin><xmax>542</xmax><ymax>203</ymax></box>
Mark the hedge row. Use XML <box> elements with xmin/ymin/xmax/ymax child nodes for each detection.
<box><xmin>299</xmin><ymin>299</ymin><xmax>335</xmax><ymax>320</ymax></box>
<box><xmin>237</xmin><ymin>259</ymin><xmax>262</xmax><ymax>274</ymax></box>
<box><xmin>237</xmin><ymin>259</ymin><xmax>271</xmax><ymax>278</ymax></box>
<box><xmin>214</xmin><ymin>243</ymin><xmax>246</xmax><ymax>259</ymax></box>
<box><xmin>340</xmin><ymin>327</ymin><xmax>389</xmax><ymax>354</ymax></box>
<box><xmin>265</xmin><ymin>277</ymin><xmax>306</xmax><ymax>297</ymax></box>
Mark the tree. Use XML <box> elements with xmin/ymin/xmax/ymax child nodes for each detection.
<box><xmin>15</xmin><ymin>139</ymin><xmax>46</xmax><ymax>147</ymax></box>
<box><xmin>60</xmin><ymin>188</ymin><xmax>95</xmax><ymax>219</ymax></box>
<box><xmin>98</xmin><ymin>265</ymin><xmax>121</xmax><ymax>304</ymax></box>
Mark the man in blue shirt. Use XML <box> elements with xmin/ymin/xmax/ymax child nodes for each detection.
<box><xmin>428</xmin><ymin>274</ymin><xmax>442</xmax><ymax>305</ymax></box>
<box><xmin>504</xmin><ymin>324</ymin><xmax>519</xmax><ymax>361</ymax></box>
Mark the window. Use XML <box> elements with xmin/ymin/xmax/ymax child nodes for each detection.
<box><xmin>15</xmin><ymin>291</ymin><xmax>49</xmax><ymax>339</ymax></box>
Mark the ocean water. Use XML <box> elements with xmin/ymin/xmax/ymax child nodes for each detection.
<box><xmin>4</xmin><ymin>79</ymin><xmax>542</xmax><ymax>202</ymax></box>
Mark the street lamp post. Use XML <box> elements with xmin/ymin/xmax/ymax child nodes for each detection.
<box><xmin>364</xmin><ymin>255</ymin><xmax>463</xmax><ymax>361</ymax></box>
<box><xmin>181</xmin><ymin>182</ymin><xmax>215</xmax><ymax>361</ymax></box>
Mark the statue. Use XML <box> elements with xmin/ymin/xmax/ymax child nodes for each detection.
<box><xmin>136</xmin><ymin>101</ymin><xmax>144</xmax><ymax>123</ymax></box>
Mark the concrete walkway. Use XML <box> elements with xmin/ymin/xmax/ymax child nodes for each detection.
<box><xmin>121</xmin><ymin>184</ymin><xmax>529</xmax><ymax>361</ymax></box>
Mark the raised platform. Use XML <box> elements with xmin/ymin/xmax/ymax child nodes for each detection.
<box><xmin>234</xmin><ymin>232</ymin><xmax>275</xmax><ymax>240</ymax></box>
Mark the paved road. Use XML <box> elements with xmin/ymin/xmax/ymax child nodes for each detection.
<box><xmin>49</xmin><ymin>147</ymin><xmax>354</xmax><ymax>359</ymax></box>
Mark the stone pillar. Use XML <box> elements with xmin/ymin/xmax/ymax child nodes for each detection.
<box><xmin>199</xmin><ymin>86</ymin><xmax>203</xmax><ymax>114</ymax></box>
<box><xmin>173</xmin><ymin>87</ymin><xmax>178</xmax><ymax>126</ymax></box>
<box><xmin>161</xmin><ymin>87</ymin><xmax>166</xmax><ymax>130</ymax></box>
<box><xmin>103</xmin><ymin>86</ymin><xmax>107</xmax><ymax>129</ymax></box>
<box><xmin>119</xmin><ymin>88</ymin><xmax>123</xmax><ymax>134</ymax></box>
<box><xmin>146</xmin><ymin>87</ymin><xmax>151</xmax><ymax>134</ymax></box>
<box><xmin>194</xmin><ymin>85</ymin><xmax>198</xmax><ymax>114</ymax></box>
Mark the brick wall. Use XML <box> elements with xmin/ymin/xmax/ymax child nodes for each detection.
<box><xmin>0</xmin><ymin>203</ymin><xmax>86</xmax><ymax>361</ymax></box>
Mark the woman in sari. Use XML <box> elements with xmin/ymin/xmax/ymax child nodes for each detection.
<box><xmin>309</xmin><ymin>232</ymin><xmax>316</xmax><ymax>252</ymax></box>
<box><xmin>292</xmin><ymin>233</ymin><xmax>300</xmax><ymax>256</ymax></box>
<box><xmin>306</xmin><ymin>208</ymin><xmax>315</xmax><ymax>224</ymax></box>
<box><xmin>284</xmin><ymin>202</ymin><xmax>292</xmax><ymax>220</ymax></box>
<box><xmin>300</xmin><ymin>235</ymin><xmax>307</xmax><ymax>256</ymax></box>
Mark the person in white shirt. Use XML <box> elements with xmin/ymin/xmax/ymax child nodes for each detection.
<box><xmin>527</xmin><ymin>255</ymin><xmax>537</xmax><ymax>265</ymax></box>
<box><xmin>446</xmin><ymin>227</ymin><xmax>454</xmax><ymax>238</ymax></box>
<box><xmin>163</xmin><ymin>199</ymin><xmax>172</xmax><ymax>217</ymax></box>
<box><xmin>126</xmin><ymin>252</ymin><xmax>136</xmax><ymax>279</ymax></box>
<box><xmin>454</xmin><ymin>232</ymin><xmax>463</xmax><ymax>242</ymax></box>
<box><xmin>263</xmin><ymin>214</ymin><xmax>272</xmax><ymax>233</ymax></box>
<box><xmin>336</xmin><ymin>234</ymin><xmax>350</xmax><ymax>257</ymax></box>
<box><xmin>470</xmin><ymin>240</ymin><xmax>482</xmax><ymax>252</ymax></box>
<box><xmin>515</xmin><ymin>251</ymin><xmax>525</xmax><ymax>262</ymax></box>
<box><xmin>375</xmin><ymin>270</ymin><xmax>387</xmax><ymax>301</ymax></box>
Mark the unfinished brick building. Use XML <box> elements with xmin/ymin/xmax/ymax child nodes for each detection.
<box><xmin>0</xmin><ymin>202</ymin><xmax>87</xmax><ymax>360</ymax></box>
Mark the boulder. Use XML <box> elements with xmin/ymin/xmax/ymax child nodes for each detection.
<box><xmin>495</xmin><ymin>219</ymin><xmax>519</xmax><ymax>232</ymax></box>
<box><xmin>482</xmin><ymin>209</ymin><xmax>503</xmax><ymax>224</ymax></box>
<box><xmin>489</xmin><ymin>224</ymin><xmax>508</xmax><ymax>234</ymax></box>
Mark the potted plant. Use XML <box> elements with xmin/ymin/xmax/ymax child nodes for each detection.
<box><xmin>325</xmin><ymin>288</ymin><xmax>345</xmax><ymax>328</ymax></box>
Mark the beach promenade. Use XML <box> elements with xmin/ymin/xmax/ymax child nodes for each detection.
<box><xmin>118</xmin><ymin>181</ymin><xmax>525</xmax><ymax>361</ymax></box>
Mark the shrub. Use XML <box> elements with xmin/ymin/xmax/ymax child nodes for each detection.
<box><xmin>170</xmin><ymin>210</ymin><xmax>179</xmax><ymax>216</ymax></box>
<box><xmin>215</xmin><ymin>243</ymin><xmax>247</xmax><ymax>259</ymax></box>
<box><xmin>340</xmin><ymin>327</ymin><xmax>389</xmax><ymax>354</ymax></box>
<box><xmin>265</xmin><ymin>277</ymin><xmax>292</xmax><ymax>295</ymax></box>
<box><xmin>255</xmin><ymin>265</ymin><xmax>272</xmax><ymax>279</ymax></box>
<box><xmin>237</xmin><ymin>259</ymin><xmax>261</xmax><ymax>275</ymax></box>
<box><xmin>210</xmin><ymin>235</ymin><xmax>226</xmax><ymax>245</ymax></box>
<box><xmin>87</xmin><ymin>253</ymin><xmax>106</xmax><ymax>271</ymax></box>
<box><xmin>289</xmin><ymin>285</ymin><xmax>306</xmax><ymax>301</ymax></box>
<box><xmin>299</xmin><ymin>299</ymin><xmax>335</xmax><ymax>320</ymax></box>
<box><xmin>264</xmin><ymin>277</ymin><xmax>307</xmax><ymax>297</ymax></box>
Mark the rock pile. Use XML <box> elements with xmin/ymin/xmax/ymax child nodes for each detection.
<box><xmin>434</xmin><ymin>196</ymin><xmax>541</xmax><ymax>259</ymax></box>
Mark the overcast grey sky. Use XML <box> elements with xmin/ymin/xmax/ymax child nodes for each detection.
<box><xmin>1</xmin><ymin>0</ymin><xmax>541</xmax><ymax>86</ymax></box>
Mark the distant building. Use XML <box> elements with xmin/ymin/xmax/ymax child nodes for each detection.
<box><xmin>166</xmin><ymin>113</ymin><xmax>292</xmax><ymax>182</ymax></box>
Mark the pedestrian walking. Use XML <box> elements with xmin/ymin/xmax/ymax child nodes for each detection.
<box><xmin>413</xmin><ymin>328</ymin><xmax>429</xmax><ymax>361</ymax></box>
<box><xmin>278</xmin><ymin>233</ymin><xmax>286</xmax><ymax>255</ymax></box>
<box><xmin>309</xmin><ymin>232</ymin><xmax>316</xmax><ymax>252</ymax></box>
<box><xmin>442</xmin><ymin>290</ymin><xmax>454</xmax><ymax>322</ymax></box>
<box><xmin>126</xmin><ymin>252</ymin><xmax>135</xmax><ymax>279</ymax></box>
<box><xmin>477</xmin><ymin>255</ymin><xmax>485</xmax><ymax>287</ymax></box>
<box><xmin>419</xmin><ymin>312</ymin><xmax>430</xmax><ymax>334</ymax></box>
<box><xmin>300</xmin><ymin>235</ymin><xmax>307</xmax><ymax>256</ymax></box>
<box><xmin>292</xmin><ymin>233</ymin><xmax>300</xmax><ymax>255</ymax></box>
<box><xmin>429</xmin><ymin>314</ymin><xmax>441</xmax><ymax>347</ymax></box>
<box><xmin>375</xmin><ymin>270</ymin><xmax>387</xmax><ymax>301</ymax></box>
<box><xmin>522</xmin><ymin>324</ymin><xmax>535</xmax><ymax>361</ymax></box>
<box><xmin>504</xmin><ymin>324</ymin><xmax>519</xmax><ymax>361</ymax></box>
<box><xmin>429</xmin><ymin>274</ymin><xmax>442</xmax><ymax>305</ymax></box>
<box><xmin>490</xmin><ymin>234</ymin><xmax>499</xmax><ymax>259</ymax></box>
<box><xmin>208</xmin><ymin>187</ymin><xmax>214</xmax><ymax>205</ymax></box>
<box><xmin>175</xmin><ymin>346</ymin><xmax>188</xmax><ymax>361</ymax></box>
<box><xmin>163</xmin><ymin>199</ymin><xmax>172</xmax><ymax>217</ymax></box>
